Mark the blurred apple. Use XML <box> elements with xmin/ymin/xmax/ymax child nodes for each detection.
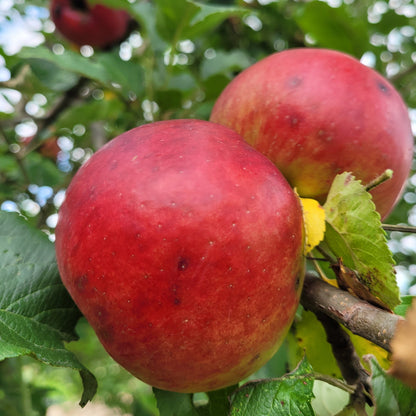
<box><xmin>50</xmin><ymin>0</ymin><xmax>131</xmax><ymax>49</ymax></box>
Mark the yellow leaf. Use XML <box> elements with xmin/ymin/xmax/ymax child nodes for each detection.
<box><xmin>288</xmin><ymin>310</ymin><xmax>391</xmax><ymax>380</ymax></box>
<box><xmin>300</xmin><ymin>197</ymin><xmax>326</xmax><ymax>254</ymax></box>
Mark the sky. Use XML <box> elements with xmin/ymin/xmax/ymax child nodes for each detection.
<box><xmin>0</xmin><ymin>2</ymin><xmax>50</xmax><ymax>112</ymax></box>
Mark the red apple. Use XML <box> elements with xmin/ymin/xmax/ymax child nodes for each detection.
<box><xmin>55</xmin><ymin>119</ymin><xmax>305</xmax><ymax>392</ymax></box>
<box><xmin>50</xmin><ymin>0</ymin><xmax>131</xmax><ymax>49</ymax></box>
<box><xmin>210</xmin><ymin>48</ymin><xmax>414</xmax><ymax>219</ymax></box>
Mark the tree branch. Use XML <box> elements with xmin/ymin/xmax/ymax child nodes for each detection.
<box><xmin>383</xmin><ymin>224</ymin><xmax>416</xmax><ymax>233</ymax></box>
<box><xmin>300</xmin><ymin>273</ymin><xmax>403</xmax><ymax>353</ymax></box>
<box><xmin>314</xmin><ymin>311</ymin><xmax>373</xmax><ymax>410</ymax></box>
<box><xmin>0</xmin><ymin>124</ymin><xmax>30</xmax><ymax>184</ymax></box>
<box><xmin>20</xmin><ymin>76</ymin><xmax>90</xmax><ymax>156</ymax></box>
<box><xmin>389</xmin><ymin>62</ymin><xmax>416</xmax><ymax>83</ymax></box>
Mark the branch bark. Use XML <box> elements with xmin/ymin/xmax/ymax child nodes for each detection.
<box><xmin>300</xmin><ymin>273</ymin><xmax>403</xmax><ymax>353</ymax></box>
<box><xmin>315</xmin><ymin>311</ymin><xmax>373</xmax><ymax>411</ymax></box>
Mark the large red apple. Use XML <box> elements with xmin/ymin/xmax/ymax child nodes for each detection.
<box><xmin>210</xmin><ymin>48</ymin><xmax>414</xmax><ymax>219</ymax></box>
<box><xmin>50</xmin><ymin>0</ymin><xmax>131</xmax><ymax>49</ymax></box>
<box><xmin>55</xmin><ymin>119</ymin><xmax>305</xmax><ymax>392</ymax></box>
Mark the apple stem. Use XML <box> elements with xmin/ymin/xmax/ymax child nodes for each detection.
<box><xmin>305</xmin><ymin>255</ymin><xmax>329</xmax><ymax>262</ymax></box>
<box><xmin>69</xmin><ymin>0</ymin><xmax>89</xmax><ymax>11</ymax></box>
<box><xmin>365</xmin><ymin>169</ymin><xmax>393</xmax><ymax>192</ymax></box>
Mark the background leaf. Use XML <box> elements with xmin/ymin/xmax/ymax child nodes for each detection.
<box><xmin>369</xmin><ymin>358</ymin><xmax>416</xmax><ymax>415</ymax></box>
<box><xmin>229</xmin><ymin>358</ymin><xmax>315</xmax><ymax>416</ymax></box>
<box><xmin>25</xmin><ymin>58</ymin><xmax>79</xmax><ymax>92</ymax></box>
<box><xmin>19</xmin><ymin>46</ymin><xmax>109</xmax><ymax>85</ymax></box>
<box><xmin>295</xmin><ymin>2</ymin><xmax>369</xmax><ymax>57</ymax></box>
<box><xmin>153</xmin><ymin>388</ymin><xmax>199</xmax><ymax>416</ymax></box>
<box><xmin>206</xmin><ymin>385</ymin><xmax>237</xmax><ymax>416</ymax></box>
<box><xmin>323</xmin><ymin>172</ymin><xmax>400</xmax><ymax>309</ymax></box>
<box><xmin>394</xmin><ymin>296</ymin><xmax>415</xmax><ymax>317</ymax></box>
<box><xmin>155</xmin><ymin>0</ymin><xmax>246</xmax><ymax>42</ymax></box>
<box><xmin>288</xmin><ymin>310</ymin><xmax>390</xmax><ymax>380</ymax></box>
<box><xmin>0</xmin><ymin>211</ymin><xmax>96</xmax><ymax>406</ymax></box>
<box><xmin>185</xmin><ymin>1</ymin><xmax>247</xmax><ymax>39</ymax></box>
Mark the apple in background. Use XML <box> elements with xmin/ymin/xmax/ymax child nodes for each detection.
<box><xmin>55</xmin><ymin>119</ymin><xmax>305</xmax><ymax>392</ymax></box>
<box><xmin>210</xmin><ymin>48</ymin><xmax>414</xmax><ymax>220</ymax></box>
<box><xmin>50</xmin><ymin>0</ymin><xmax>131</xmax><ymax>49</ymax></box>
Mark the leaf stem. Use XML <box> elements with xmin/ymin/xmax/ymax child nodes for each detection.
<box><xmin>315</xmin><ymin>245</ymin><xmax>337</xmax><ymax>265</ymax></box>
<box><xmin>389</xmin><ymin>62</ymin><xmax>416</xmax><ymax>82</ymax></box>
<box><xmin>314</xmin><ymin>373</ymin><xmax>356</xmax><ymax>394</ymax></box>
<box><xmin>0</xmin><ymin>358</ymin><xmax>34</xmax><ymax>416</ymax></box>
<box><xmin>18</xmin><ymin>357</ymin><xmax>33</xmax><ymax>416</ymax></box>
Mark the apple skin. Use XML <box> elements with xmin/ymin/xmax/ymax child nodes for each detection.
<box><xmin>55</xmin><ymin>119</ymin><xmax>305</xmax><ymax>392</ymax></box>
<box><xmin>50</xmin><ymin>0</ymin><xmax>131</xmax><ymax>49</ymax></box>
<box><xmin>210</xmin><ymin>48</ymin><xmax>414</xmax><ymax>219</ymax></box>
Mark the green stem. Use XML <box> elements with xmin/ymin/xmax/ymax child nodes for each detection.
<box><xmin>314</xmin><ymin>373</ymin><xmax>356</xmax><ymax>395</ymax></box>
<box><xmin>315</xmin><ymin>245</ymin><xmax>337</xmax><ymax>265</ymax></box>
<box><xmin>0</xmin><ymin>357</ymin><xmax>33</xmax><ymax>416</ymax></box>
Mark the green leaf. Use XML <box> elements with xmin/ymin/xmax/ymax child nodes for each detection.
<box><xmin>288</xmin><ymin>309</ymin><xmax>391</xmax><ymax>381</ymax></box>
<box><xmin>94</xmin><ymin>52</ymin><xmax>145</xmax><ymax>98</ymax></box>
<box><xmin>129</xmin><ymin>1</ymin><xmax>167</xmax><ymax>52</ymax></box>
<box><xmin>373</xmin><ymin>9</ymin><xmax>410</xmax><ymax>35</ymax></box>
<box><xmin>311</xmin><ymin>380</ymin><xmax>349</xmax><ymax>416</ymax></box>
<box><xmin>185</xmin><ymin>2</ymin><xmax>247</xmax><ymax>39</ymax></box>
<box><xmin>229</xmin><ymin>358</ymin><xmax>315</xmax><ymax>416</ymax></box>
<box><xmin>19</xmin><ymin>46</ymin><xmax>109</xmax><ymax>85</ymax></box>
<box><xmin>394</xmin><ymin>296</ymin><xmax>415</xmax><ymax>317</ymax></box>
<box><xmin>287</xmin><ymin>311</ymin><xmax>341</xmax><ymax>379</ymax></box>
<box><xmin>26</xmin><ymin>58</ymin><xmax>79</xmax><ymax>92</ymax></box>
<box><xmin>25</xmin><ymin>152</ymin><xmax>65</xmax><ymax>188</ymax></box>
<box><xmin>55</xmin><ymin>94</ymin><xmax>125</xmax><ymax>132</ymax></box>
<box><xmin>155</xmin><ymin>0</ymin><xmax>198</xmax><ymax>41</ymax></box>
<box><xmin>323</xmin><ymin>172</ymin><xmax>400</xmax><ymax>310</ymax></box>
<box><xmin>88</xmin><ymin>0</ymin><xmax>130</xmax><ymax>9</ymax></box>
<box><xmin>370</xmin><ymin>358</ymin><xmax>416</xmax><ymax>415</ymax></box>
<box><xmin>207</xmin><ymin>385</ymin><xmax>238</xmax><ymax>416</ymax></box>
<box><xmin>295</xmin><ymin>2</ymin><xmax>368</xmax><ymax>57</ymax></box>
<box><xmin>0</xmin><ymin>212</ymin><xmax>97</xmax><ymax>406</ymax></box>
<box><xmin>153</xmin><ymin>388</ymin><xmax>199</xmax><ymax>416</ymax></box>
<box><xmin>200</xmin><ymin>50</ymin><xmax>252</xmax><ymax>80</ymax></box>
<box><xmin>20</xmin><ymin>46</ymin><xmax>145</xmax><ymax>100</ymax></box>
<box><xmin>155</xmin><ymin>0</ymin><xmax>246</xmax><ymax>41</ymax></box>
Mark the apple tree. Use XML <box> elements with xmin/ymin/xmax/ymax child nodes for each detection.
<box><xmin>1</xmin><ymin>1</ymin><xmax>416</xmax><ymax>415</ymax></box>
